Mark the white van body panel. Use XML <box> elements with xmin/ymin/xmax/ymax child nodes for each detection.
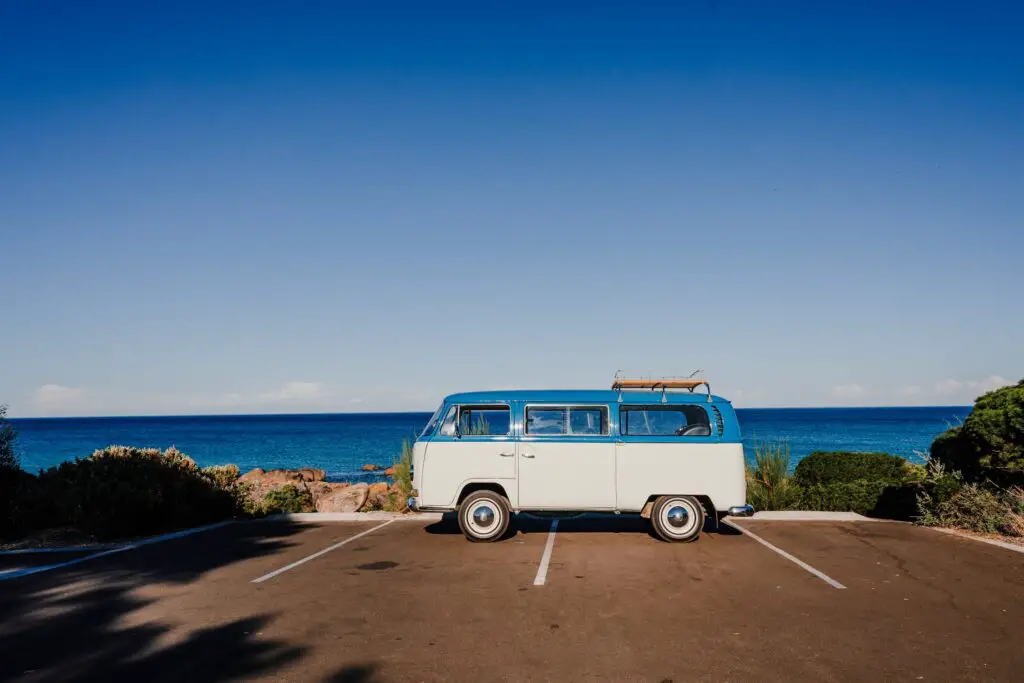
<box><xmin>419</xmin><ymin>440</ymin><xmax>518</xmax><ymax>509</ymax></box>
<box><xmin>517</xmin><ymin>441</ymin><xmax>616</xmax><ymax>509</ymax></box>
<box><xmin>411</xmin><ymin>441</ymin><xmax>427</xmax><ymax>498</ymax></box>
<box><xmin>615</xmin><ymin>442</ymin><xmax>747</xmax><ymax>512</ymax></box>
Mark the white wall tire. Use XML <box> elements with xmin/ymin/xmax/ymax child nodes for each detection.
<box><xmin>458</xmin><ymin>490</ymin><xmax>511</xmax><ymax>543</ymax></box>
<box><xmin>651</xmin><ymin>495</ymin><xmax>704</xmax><ymax>543</ymax></box>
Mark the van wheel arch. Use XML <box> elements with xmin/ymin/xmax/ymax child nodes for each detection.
<box><xmin>640</xmin><ymin>494</ymin><xmax>715</xmax><ymax>522</ymax></box>
<box><xmin>457</xmin><ymin>482</ymin><xmax>510</xmax><ymax>506</ymax></box>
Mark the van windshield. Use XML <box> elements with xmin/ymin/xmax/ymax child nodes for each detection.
<box><xmin>420</xmin><ymin>404</ymin><xmax>445</xmax><ymax>438</ymax></box>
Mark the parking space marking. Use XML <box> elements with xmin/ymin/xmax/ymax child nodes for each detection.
<box><xmin>532</xmin><ymin>519</ymin><xmax>559</xmax><ymax>586</ymax></box>
<box><xmin>251</xmin><ymin>519</ymin><xmax>396</xmax><ymax>584</ymax></box>
<box><xmin>725</xmin><ymin>521</ymin><xmax>847</xmax><ymax>589</ymax></box>
<box><xmin>0</xmin><ymin>521</ymin><xmax>233</xmax><ymax>582</ymax></box>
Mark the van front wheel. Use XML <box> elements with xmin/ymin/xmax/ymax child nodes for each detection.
<box><xmin>458</xmin><ymin>490</ymin><xmax>511</xmax><ymax>542</ymax></box>
<box><xmin>651</xmin><ymin>495</ymin><xmax>704</xmax><ymax>543</ymax></box>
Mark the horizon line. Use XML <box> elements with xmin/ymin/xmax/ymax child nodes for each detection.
<box><xmin>7</xmin><ymin>404</ymin><xmax>974</xmax><ymax>421</ymax></box>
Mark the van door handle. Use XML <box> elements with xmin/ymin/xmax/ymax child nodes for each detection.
<box><xmin>499</xmin><ymin>452</ymin><xmax>515</xmax><ymax>457</ymax></box>
<box><xmin>521</xmin><ymin>453</ymin><xmax>535</xmax><ymax>458</ymax></box>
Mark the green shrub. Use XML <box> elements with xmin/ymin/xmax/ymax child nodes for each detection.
<box><xmin>793</xmin><ymin>451</ymin><xmax>909</xmax><ymax>486</ymax></box>
<box><xmin>0</xmin><ymin>405</ymin><xmax>18</xmax><ymax>472</ymax></box>
<box><xmin>34</xmin><ymin>446</ymin><xmax>240</xmax><ymax>540</ymax></box>
<box><xmin>202</xmin><ymin>463</ymin><xmax>241</xmax><ymax>489</ymax></box>
<box><xmin>931</xmin><ymin>379</ymin><xmax>1024</xmax><ymax>483</ymax></box>
<box><xmin>261</xmin><ymin>484</ymin><xmax>314</xmax><ymax>514</ymax></box>
<box><xmin>745</xmin><ymin>440</ymin><xmax>803</xmax><ymax>511</ymax></box>
<box><xmin>1</xmin><ymin>405</ymin><xmax>25</xmax><ymax>538</ymax></box>
<box><xmin>798</xmin><ymin>480</ymin><xmax>893</xmax><ymax>515</ymax></box>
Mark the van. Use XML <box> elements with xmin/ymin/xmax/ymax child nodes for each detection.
<box><xmin>408</xmin><ymin>378</ymin><xmax>753</xmax><ymax>542</ymax></box>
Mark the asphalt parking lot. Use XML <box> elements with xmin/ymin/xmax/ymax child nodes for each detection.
<box><xmin>1</xmin><ymin>515</ymin><xmax>1022</xmax><ymax>683</ymax></box>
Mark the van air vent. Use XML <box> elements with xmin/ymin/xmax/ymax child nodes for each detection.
<box><xmin>710</xmin><ymin>405</ymin><xmax>724</xmax><ymax>436</ymax></box>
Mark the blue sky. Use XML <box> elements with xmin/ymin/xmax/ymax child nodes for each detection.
<box><xmin>1</xmin><ymin>1</ymin><xmax>1021</xmax><ymax>416</ymax></box>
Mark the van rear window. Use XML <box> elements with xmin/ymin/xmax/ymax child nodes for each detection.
<box><xmin>620</xmin><ymin>406</ymin><xmax>712</xmax><ymax>437</ymax></box>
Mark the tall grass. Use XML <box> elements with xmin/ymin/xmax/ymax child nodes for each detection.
<box><xmin>746</xmin><ymin>439</ymin><xmax>802</xmax><ymax>511</ymax></box>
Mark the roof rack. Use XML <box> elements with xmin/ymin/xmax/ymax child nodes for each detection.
<box><xmin>611</xmin><ymin>375</ymin><xmax>713</xmax><ymax>403</ymax></box>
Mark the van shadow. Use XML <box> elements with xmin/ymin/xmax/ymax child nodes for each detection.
<box><xmin>424</xmin><ymin>512</ymin><xmax>739</xmax><ymax>538</ymax></box>
<box><xmin>0</xmin><ymin>520</ymin><xmax>314</xmax><ymax>682</ymax></box>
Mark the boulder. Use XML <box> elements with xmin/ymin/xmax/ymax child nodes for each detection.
<box><xmin>307</xmin><ymin>480</ymin><xmax>349</xmax><ymax>499</ymax></box>
<box><xmin>295</xmin><ymin>468</ymin><xmax>327</xmax><ymax>482</ymax></box>
<box><xmin>384</xmin><ymin>465</ymin><xmax>396</xmax><ymax>477</ymax></box>
<box><xmin>361</xmin><ymin>464</ymin><xmax>381</xmax><ymax>472</ymax></box>
<box><xmin>316</xmin><ymin>483</ymin><xmax>369</xmax><ymax>513</ymax></box>
<box><xmin>238</xmin><ymin>467</ymin><xmax>327</xmax><ymax>503</ymax></box>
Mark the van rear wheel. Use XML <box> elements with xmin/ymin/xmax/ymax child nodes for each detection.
<box><xmin>650</xmin><ymin>495</ymin><xmax>703</xmax><ymax>543</ymax></box>
<box><xmin>458</xmin><ymin>490</ymin><xmax>511</xmax><ymax>542</ymax></box>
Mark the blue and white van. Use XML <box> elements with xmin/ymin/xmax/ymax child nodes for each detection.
<box><xmin>408</xmin><ymin>378</ymin><xmax>753</xmax><ymax>542</ymax></box>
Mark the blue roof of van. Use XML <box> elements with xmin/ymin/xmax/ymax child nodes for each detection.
<box><xmin>442</xmin><ymin>389</ymin><xmax>730</xmax><ymax>405</ymax></box>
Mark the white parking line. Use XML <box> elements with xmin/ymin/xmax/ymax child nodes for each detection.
<box><xmin>724</xmin><ymin>521</ymin><xmax>847</xmax><ymax>589</ymax></box>
<box><xmin>251</xmin><ymin>519</ymin><xmax>395</xmax><ymax>584</ymax></box>
<box><xmin>533</xmin><ymin>520</ymin><xmax>559</xmax><ymax>586</ymax></box>
<box><xmin>0</xmin><ymin>521</ymin><xmax>233</xmax><ymax>582</ymax></box>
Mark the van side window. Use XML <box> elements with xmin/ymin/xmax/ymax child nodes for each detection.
<box><xmin>620</xmin><ymin>405</ymin><xmax>712</xmax><ymax>437</ymax></box>
<box><xmin>526</xmin><ymin>406</ymin><xmax>609</xmax><ymax>436</ymax></box>
<box><xmin>569</xmin><ymin>407</ymin><xmax>608</xmax><ymax>435</ymax></box>
<box><xmin>457</xmin><ymin>405</ymin><xmax>510</xmax><ymax>436</ymax></box>
<box><xmin>526</xmin><ymin>407</ymin><xmax>566</xmax><ymax>435</ymax></box>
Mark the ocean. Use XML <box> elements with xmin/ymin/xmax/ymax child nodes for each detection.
<box><xmin>9</xmin><ymin>407</ymin><xmax>969</xmax><ymax>480</ymax></box>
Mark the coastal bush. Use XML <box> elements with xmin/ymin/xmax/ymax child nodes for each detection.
<box><xmin>201</xmin><ymin>463</ymin><xmax>241</xmax><ymax>489</ymax></box>
<box><xmin>0</xmin><ymin>405</ymin><xmax>17</xmax><ymax>471</ymax></box>
<box><xmin>919</xmin><ymin>483</ymin><xmax>1010</xmax><ymax>534</ymax></box>
<box><xmin>745</xmin><ymin>440</ymin><xmax>802</xmax><ymax>511</ymax></box>
<box><xmin>931</xmin><ymin>379</ymin><xmax>1024</xmax><ymax>484</ymax></box>
<box><xmin>261</xmin><ymin>484</ymin><xmax>314</xmax><ymax>514</ymax></box>
<box><xmin>1005</xmin><ymin>487</ymin><xmax>1024</xmax><ymax>537</ymax></box>
<box><xmin>0</xmin><ymin>406</ymin><xmax>32</xmax><ymax>538</ymax></box>
<box><xmin>389</xmin><ymin>440</ymin><xmax>414</xmax><ymax>506</ymax></box>
<box><xmin>797</xmin><ymin>480</ymin><xmax>897</xmax><ymax>516</ymax></box>
<box><xmin>35</xmin><ymin>446</ymin><xmax>241</xmax><ymax>540</ymax></box>
<box><xmin>793</xmin><ymin>451</ymin><xmax>909</xmax><ymax>486</ymax></box>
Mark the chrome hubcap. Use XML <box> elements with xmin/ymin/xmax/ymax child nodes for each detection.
<box><xmin>666</xmin><ymin>505</ymin><xmax>689</xmax><ymax>528</ymax></box>
<box><xmin>472</xmin><ymin>505</ymin><xmax>495</xmax><ymax>528</ymax></box>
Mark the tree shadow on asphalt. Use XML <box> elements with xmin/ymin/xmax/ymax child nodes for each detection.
<box><xmin>0</xmin><ymin>520</ymin><xmax>312</xmax><ymax>682</ymax></box>
<box><xmin>425</xmin><ymin>512</ymin><xmax>740</xmax><ymax>538</ymax></box>
<box><xmin>323</xmin><ymin>663</ymin><xmax>383</xmax><ymax>682</ymax></box>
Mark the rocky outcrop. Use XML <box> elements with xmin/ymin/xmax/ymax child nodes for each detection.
<box><xmin>238</xmin><ymin>467</ymin><xmax>327</xmax><ymax>502</ymax></box>
<box><xmin>365</xmin><ymin>481</ymin><xmax>391</xmax><ymax>509</ymax></box>
<box><xmin>238</xmin><ymin>467</ymin><xmax>402</xmax><ymax>513</ymax></box>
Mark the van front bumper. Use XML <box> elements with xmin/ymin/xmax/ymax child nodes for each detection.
<box><xmin>726</xmin><ymin>505</ymin><xmax>755</xmax><ymax>517</ymax></box>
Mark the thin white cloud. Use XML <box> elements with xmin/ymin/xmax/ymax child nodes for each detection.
<box><xmin>259</xmin><ymin>381</ymin><xmax>325</xmax><ymax>402</ymax></box>
<box><xmin>933</xmin><ymin>375</ymin><xmax>1010</xmax><ymax>396</ymax></box>
<box><xmin>32</xmin><ymin>384</ymin><xmax>88</xmax><ymax>412</ymax></box>
<box><xmin>831</xmin><ymin>383</ymin><xmax>867</xmax><ymax>400</ymax></box>
<box><xmin>931</xmin><ymin>375</ymin><xmax>1012</xmax><ymax>401</ymax></box>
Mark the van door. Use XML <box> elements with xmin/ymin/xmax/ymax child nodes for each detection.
<box><xmin>517</xmin><ymin>405</ymin><xmax>616</xmax><ymax>510</ymax></box>
<box><xmin>420</xmin><ymin>404</ymin><xmax>517</xmax><ymax>508</ymax></box>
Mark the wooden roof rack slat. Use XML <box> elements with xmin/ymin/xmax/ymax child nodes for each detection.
<box><xmin>611</xmin><ymin>378</ymin><xmax>708</xmax><ymax>391</ymax></box>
